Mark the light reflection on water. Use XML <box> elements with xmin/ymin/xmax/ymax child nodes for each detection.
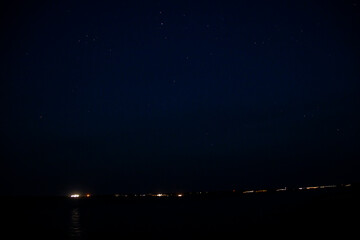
<box><xmin>70</xmin><ymin>208</ymin><xmax>82</xmax><ymax>239</ymax></box>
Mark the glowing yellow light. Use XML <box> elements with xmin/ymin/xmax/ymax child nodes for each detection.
<box><xmin>70</xmin><ymin>194</ymin><xmax>80</xmax><ymax>198</ymax></box>
<box><xmin>256</xmin><ymin>189</ymin><xmax>267</xmax><ymax>193</ymax></box>
<box><xmin>306</xmin><ymin>186</ymin><xmax>319</xmax><ymax>190</ymax></box>
<box><xmin>177</xmin><ymin>194</ymin><xmax>183</xmax><ymax>197</ymax></box>
<box><xmin>154</xmin><ymin>193</ymin><xmax>169</xmax><ymax>197</ymax></box>
<box><xmin>86</xmin><ymin>194</ymin><xmax>91</xmax><ymax>197</ymax></box>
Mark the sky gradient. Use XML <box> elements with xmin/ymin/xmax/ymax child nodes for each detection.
<box><xmin>1</xmin><ymin>0</ymin><xmax>359</xmax><ymax>195</ymax></box>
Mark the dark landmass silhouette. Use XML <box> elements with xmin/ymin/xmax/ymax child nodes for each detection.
<box><xmin>1</xmin><ymin>183</ymin><xmax>358</xmax><ymax>239</ymax></box>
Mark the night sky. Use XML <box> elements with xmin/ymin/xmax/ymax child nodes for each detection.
<box><xmin>1</xmin><ymin>0</ymin><xmax>359</xmax><ymax>196</ymax></box>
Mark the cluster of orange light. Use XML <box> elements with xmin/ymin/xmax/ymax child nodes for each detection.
<box><xmin>242</xmin><ymin>184</ymin><xmax>349</xmax><ymax>194</ymax></box>
<box><xmin>243</xmin><ymin>189</ymin><xmax>269</xmax><ymax>194</ymax></box>
<box><xmin>70</xmin><ymin>184</ymin><xmax>350</xmax><ymax>198</ymax></box>
<box><xmin>299</xmin><ymin>184</ymin><xmax>339</xmax><ymax>190</ymax></box>
<box><xmin>256</xmin><ymin>189</ymin><xmax>267</xmax><ymax>193</ymax></box>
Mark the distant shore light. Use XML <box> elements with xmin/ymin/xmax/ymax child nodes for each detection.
<box><xmin>70</xmin><ymin>194</ymin><xmax>80</xmax><ymax>198</ymax></box>
<box><xmin>243</xmin><ymin>190</ymin><xmax>254</xmax><ymax>194</ymax></box>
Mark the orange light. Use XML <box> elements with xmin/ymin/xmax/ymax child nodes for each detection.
<box><xmin>255</xmin><ymin>189</ymin><xmax>267</xmax><ymax>193</ymax></box>
<box><xmin>86</xmin><ymin>194</ymin><xmax>91</xmax><ymax>197</ymax></box>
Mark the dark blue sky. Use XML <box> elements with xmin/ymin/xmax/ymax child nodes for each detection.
<box><xmin>1</xmin><ymin>0</ymin><xmax>359</xmax><ymax>195</ymax></box>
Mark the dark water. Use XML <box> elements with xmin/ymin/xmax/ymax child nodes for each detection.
<box><xmin>1</xmin><ymin>190</ymin><xmax>358</xmax><ymax>239</ymax></box>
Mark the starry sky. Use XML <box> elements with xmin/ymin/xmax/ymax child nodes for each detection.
<box><xmin>1</xmin><ymin>0</ymin><xmax>360</xmax><ymax>196</ymax></box>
